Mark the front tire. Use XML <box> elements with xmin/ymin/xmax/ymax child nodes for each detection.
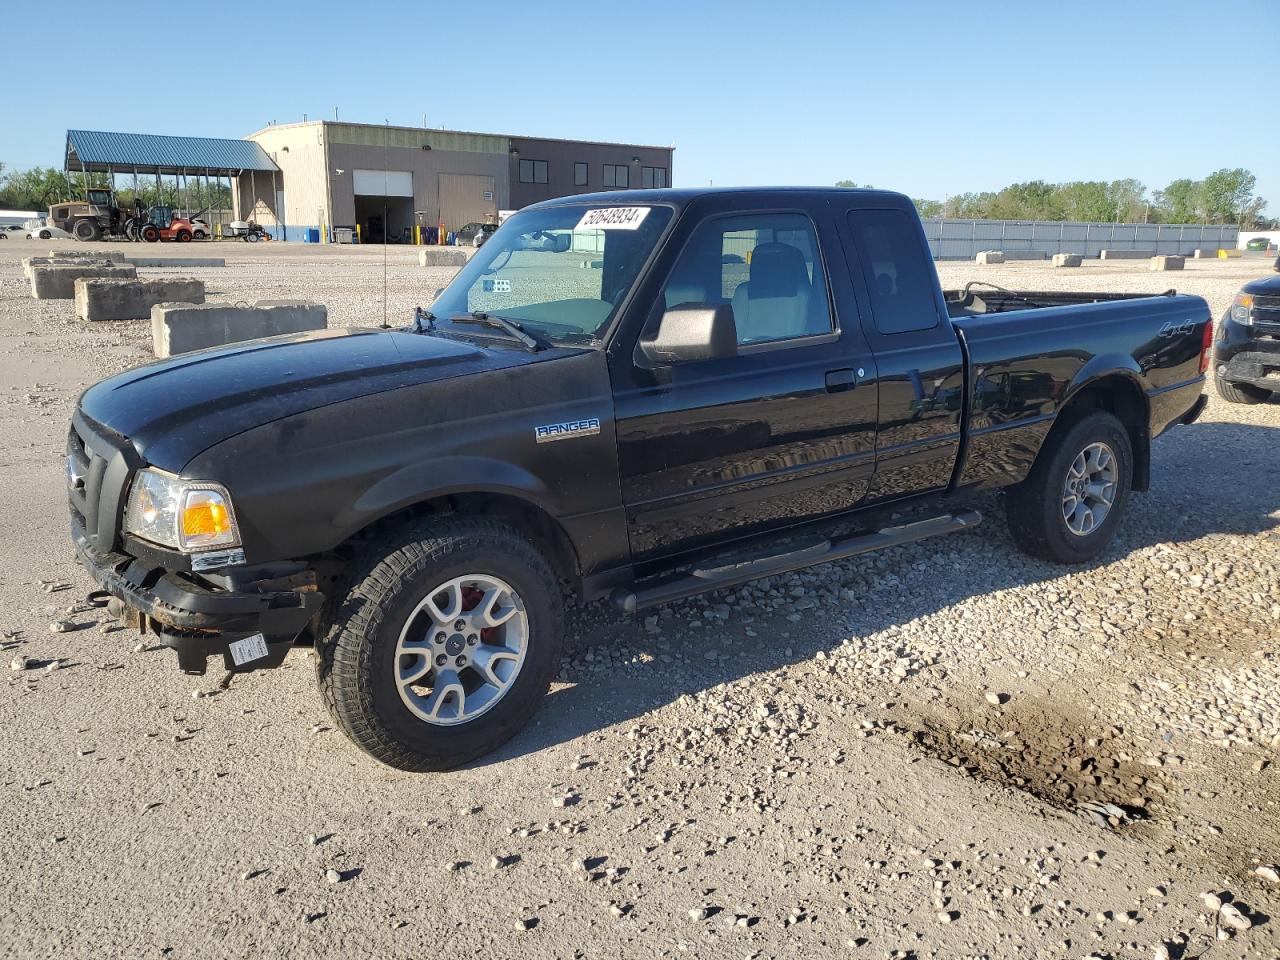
<box><xmin>1006</xmin><ymin>411</ymin><xmax>1133</xmax><ymax>564</ymax></box>
<box><xmin>1215</xmin><ymin>372</ymin><xmax>1271</xmax><ymax>404</ymax></box>
<box><xmin>317</xmin><ymin>516</ymin><xmax>564</xmax><ymax>771</ymax></box>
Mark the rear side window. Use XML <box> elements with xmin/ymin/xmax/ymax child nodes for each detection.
<box><xmin>847</xmin><ymin>209</ymin><xmax>939</xmax><ymax>334</ymax></box>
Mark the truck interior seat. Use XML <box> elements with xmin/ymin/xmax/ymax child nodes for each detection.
<box><xmin>732</xmin><ymin>242</ymin><xmax>823</xmax><ymax>341</ymax></box>
<box><xmin>664</xmin><ymin>281</ymin><xmax>711</xmax><ymax>308</ymax></box>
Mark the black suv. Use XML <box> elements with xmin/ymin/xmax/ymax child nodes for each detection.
<box><xmin>1214</xmin><ymin>274</ymin><xmax>1280</xmax><ymax>403</ymax></box>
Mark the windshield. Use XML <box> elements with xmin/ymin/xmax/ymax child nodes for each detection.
<box><xmin>431</xmin><ymin>203</ymin><xmax>673</xmax><ymax>342</ymax></box>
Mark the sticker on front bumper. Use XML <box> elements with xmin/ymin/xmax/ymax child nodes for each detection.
<box><xmin>229</xmin><ymin>633</ymin><xmax>269</xmax><ymax>666</ymax></box>
<box><xmin>191</xmin><ymin>548</ymin><xmax>246</xmax><ymax>572</ymax></box>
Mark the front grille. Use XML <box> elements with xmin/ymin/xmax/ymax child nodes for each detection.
<box><xmin>67</xmin><ymin>412</ymin><xmax>140</xmax><ymax>553</ymax></box>
<box><xmin>1252</xmin><ymin>294</ymin><xmax>1280</xmax><ymax>334</ymax></box>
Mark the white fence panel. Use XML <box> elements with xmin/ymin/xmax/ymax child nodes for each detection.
<box><xmin>921</xmin><ymin>218</ymin><xmax>1238</xmax><ymax>259</ymax></box>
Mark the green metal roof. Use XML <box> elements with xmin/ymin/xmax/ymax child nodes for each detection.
<box><xmin>66</xmin><ymin>129</ymin><xmax>278</xmax><ymax>174</ymax></box>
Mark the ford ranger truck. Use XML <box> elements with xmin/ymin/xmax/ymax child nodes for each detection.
<box><xmin>1213</xmin><ymin>272</ymin><xmax>1280</xmax><ymax>403</ymax></box>
<box><xmin>67</xmin><ymin>188</ymin><xmax>1212</xmax><ymax>770</ymax></box>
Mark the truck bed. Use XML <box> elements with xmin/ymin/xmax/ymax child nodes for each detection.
<box><xmin>945</xmin><ymin>283</ymin><xmax>1175</xmax><ymax>317</ymax></box>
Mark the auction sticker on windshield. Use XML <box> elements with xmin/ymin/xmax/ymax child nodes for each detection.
<box><xmin>575</xmin><ymin>207</ymin><xmax>651</xmax><ymax>231</ymax></box>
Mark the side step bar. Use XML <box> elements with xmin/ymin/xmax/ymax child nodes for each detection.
<box><xmin>611</xmin><ymin>510</ymin><xmax>982</xmax><ymax>613</ymax></box>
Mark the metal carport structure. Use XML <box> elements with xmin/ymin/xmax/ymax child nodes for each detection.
<box><xmin>65</xmin><ymin>129</ymin><xmax>281</xmax><ymax>237</ymax></box>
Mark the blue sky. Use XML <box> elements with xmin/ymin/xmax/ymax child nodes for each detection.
<box><xmin>3</xmin><ymin>0</ymin><xmax>1277</xmax><ymax>208</ymax></box>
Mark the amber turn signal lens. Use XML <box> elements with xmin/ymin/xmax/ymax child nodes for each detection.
<box><xmin>178</xmin><ymin>487</ymin><xmax>239</xmax><ymax>550</ymax></box>
<box><xmin>182</xmin><ymin>500</ymin><xmax>230</xmax><ymax>537</ymax></box>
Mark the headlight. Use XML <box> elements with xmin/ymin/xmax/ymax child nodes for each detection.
<box><xmin>1231</xmin><ymin>293</ymin><xmax>1254</xmax><ymax>324</ymax></box>
<box><xmin>124</xmin><ymin>468</ymin><xmax>240</xmax><ymax>552</ymax></box>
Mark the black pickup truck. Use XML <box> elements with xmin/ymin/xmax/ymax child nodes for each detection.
<box><xmin>68</xmin><ymin>188</ymin><xmax>1211</xmax><ymax>770</ymax></box>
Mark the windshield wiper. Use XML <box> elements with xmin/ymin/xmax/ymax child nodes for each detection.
<box><xmin>450</xmin><ymin>312</ymin><xmax>545</xmax><ymax>352</ymax></box>
<box><xmin>408</xmin><ymin>305</ymin><xmax>436</xmax><ymax>333</ymax></box>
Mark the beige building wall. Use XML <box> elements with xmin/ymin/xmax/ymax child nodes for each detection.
<box><xmin>245</xmin><ymin>121</ymin><xmax>511</xmax><ymax>236</ymax></box>
<box><xmin>243</xmin><ymin>121</ymin><xmax>673</xmax><ymax>239</ymax></box>
<box><xmin>243</xmin><ymin>122</ymin><xmax>331</xmax><ymax>236</ymax></box>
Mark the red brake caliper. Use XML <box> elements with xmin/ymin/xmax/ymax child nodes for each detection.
<box><xmin>460</xmin><ymin>586</ymin><xmax>498</xmax><ymax>644</ymax></box>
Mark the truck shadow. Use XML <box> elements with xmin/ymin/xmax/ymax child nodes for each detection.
<box><xmin>477</xmin><ymin>417</ymin><xmax>1280</xmax><ymax>767</ymax></box>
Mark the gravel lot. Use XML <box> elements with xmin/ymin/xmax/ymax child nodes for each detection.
<box><xmin>1</xmin><ymin>237</ymin><xmax>1277</xmax><ymax>959</ymax></box>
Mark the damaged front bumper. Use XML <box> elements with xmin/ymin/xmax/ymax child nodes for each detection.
<box><xmin>1216</xmin><ymin>350</ymin><xmax>1280</xmax><ymax>391</ymax></box>
<box><xmin>71</xmin><ymin>515</ymin><xmax>323</xmax><ymax>675</ymax></box>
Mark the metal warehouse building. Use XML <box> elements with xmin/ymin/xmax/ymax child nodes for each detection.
<box><xmin>239</xmin><ymin>121</ymin><xmax>673</xmax><ymax>242</ymax></box>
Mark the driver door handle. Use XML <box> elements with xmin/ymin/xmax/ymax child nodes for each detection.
<box><xmin>825</xmin><ymin>368</ymin><xmax>857</xmax><ymax>393</ymax></box>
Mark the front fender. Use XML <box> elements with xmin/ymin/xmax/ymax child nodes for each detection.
<box><xmin>346</xmin><ymin>456</ymin><xmax>552</xmax><ymax>527</ymax></box>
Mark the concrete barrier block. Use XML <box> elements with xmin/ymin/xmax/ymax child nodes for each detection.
<box><xmin>975</xmin><ymin>250</ymin><xmax>1004</xmax><ymax>264</ymax></box>
<box><xmin>1052</xmin><ymin>253</ymin><xmax>1083</xmax><ymax>267</ymax></box>
<box><xmin>74</xmin><ymin>277</ymin><xmax>205</xmax><ymax>321</ymax></box>
<box><xmin>48</xmin><ymin>248</ymin><xmax>127</xmax><ymax>261</ymax></box>
<box><xmin>1099</xmin><ymin>249</ymin><xmax>1155</xmax><ymax>260</ymax></box>
<box><xmin>29</xmin><ymin>264</ymin><xmax>137</xmax><ymax>299</ymax></box>
<box><xmin>419</xmin><ymin>248</ymin><xmax>468</xmax><ymax>267</ymax></box>
<box><xmin>124</xmin><ymin>257</ymin><xmax>226</xmax><ymax>268</ymax></box>
<box><xmin>152</xmin><ymin>300</ymin><xmax>327</xmax><ymax>358</ymax></box>
<box><xmin>1150</xmin><ymin>255</ymin><xmax>1185</xmax><ymax>271</ymax></box>
<box><xmin>23</xmin><ymin>256</ymin><xmax>120</xmax><ymax>280</ymax></box>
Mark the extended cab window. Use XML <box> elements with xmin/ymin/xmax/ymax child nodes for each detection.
<box><xmin>847</xmin><ymin>209</ymin><xmax>940</xmax><ymax>334</ymax></box>
<box><xmin>661</xmin><ymin>213</ymin><xmax>832</xmax><ymax>346</ymax></box>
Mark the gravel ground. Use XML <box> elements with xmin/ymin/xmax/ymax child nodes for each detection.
<box><xmin>1</xmin><ymin>237</ymin><xmax>1277</xmax><ymax>959</ymax></box>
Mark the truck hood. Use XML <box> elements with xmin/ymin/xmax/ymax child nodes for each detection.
<box><xmin>77</xmin><ymin>328</ymin><xmax>542</xmax><ymax>471</ymax></box>
<box><xmin>1244</xmin><ymin>274</ymin><xmax>1280</xmax><ymax>296</ymax></box>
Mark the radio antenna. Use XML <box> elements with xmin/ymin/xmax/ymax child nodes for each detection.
<box><xmin>381</xmin><ymin>119</ymin><xmax>389</xmax><ymax>329</ymax></box>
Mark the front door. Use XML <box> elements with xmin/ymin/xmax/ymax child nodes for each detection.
<box><xmin>611</xmin><ymin>197</ymin><xmax>879</xmax><ymax>563</ymax></box>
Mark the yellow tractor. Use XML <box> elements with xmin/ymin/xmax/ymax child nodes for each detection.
<box><xmin>48</xmin><ymin>188</ymin><xmax>133</xmax><ymax>242</ymax></box>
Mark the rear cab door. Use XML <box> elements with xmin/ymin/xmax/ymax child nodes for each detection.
<box><xmin>835</xmin><ymin>197</ymin><xmax>966</xmax><ymax>502</ymax></box>
<box><xmin>608</xmin><ymin>191</ymin><xmax>879</xmax><ymax>563</ymax></box>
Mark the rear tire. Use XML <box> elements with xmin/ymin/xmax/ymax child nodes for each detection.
<box><xmin>139</xmin><ymin>224</ymin><xmax>160</xmax><ymax>243</ymax></box>
<box><xmin>176</xmin><ymin>229</ymin><xmax>192</xmax><ymax>243</ymax></box>
<box><xmin>1006</xmin><ymin>411</ymin><xmax>1133</xmax><ymax>564</ymax></box>
<box><xmin>74</xmin><ymin>220</ymin><xmax>101</xmax><ymax>242</ymax></box>
<box><xmin>1215</xmin><ymin>372</ymin><xmax>1271</xmax><ymax>404</ymax></box>
<box><xmin>316</xmin><ymin>516</ymin><xmax>564</xmax><ymax>771</ymax></box>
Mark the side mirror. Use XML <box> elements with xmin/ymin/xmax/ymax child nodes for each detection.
<box><xmin>640</xmin><ymin>303</ymin><xmax>738</xmax><ymax>364</ymax></box>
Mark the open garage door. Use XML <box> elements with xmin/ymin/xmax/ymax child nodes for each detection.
<box><xmin>354</xmin><ymin>169</ymin><xmax>413</xmax><ymax>243</ymax></box>
<box><xmin>439</xmin><ymin>173</ymin><xmax>496</xmax><ymax>233</ymax></box>
<box><xmin>353</xmin><ymin>169</ymin><xmax>413</xmax><ymax>197</ymax></box>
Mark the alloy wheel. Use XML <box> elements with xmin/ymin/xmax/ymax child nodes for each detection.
<box><xmin>393</xmin><ymin>574</ymin><xmax>528</xmax><ymax>726</ymax></box>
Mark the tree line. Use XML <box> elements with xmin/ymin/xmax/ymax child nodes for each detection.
<box><xmin>0</xmin><ymin>164</ymin><xmax>233</xmax><ymax>215</ymax></box>
<box><xmin>836</xmin><ymin>169</ymin><xmax>1271</xmax><ymax>228</ymax></box>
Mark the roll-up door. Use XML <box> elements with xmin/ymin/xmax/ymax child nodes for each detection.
<box><xmin>353</xmin><ymin>169</ymin><xmax>413</xmax><ymax>197</ymax></box>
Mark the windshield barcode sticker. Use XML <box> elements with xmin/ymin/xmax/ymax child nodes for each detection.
<box><xmin>575</xmin><ymin>207</ymin><xmax>651</xmax><ymax>231</ymax></box>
